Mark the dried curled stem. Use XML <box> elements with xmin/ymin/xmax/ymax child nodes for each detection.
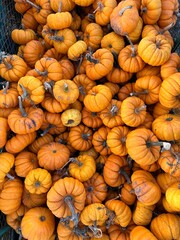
<box><xmin>88</xmin><ymin>222</ymin><xmax>102</xmax><ymax>238</ymax></box>
<box><xmin>85</xmin><ymin>53</ymin><xmax>99</xmax><ymax>64</ymax></box>
<box><xmin>64</xmin><ymin>196</ymin><xmax>79</xmax><ymax>227</ymax></box>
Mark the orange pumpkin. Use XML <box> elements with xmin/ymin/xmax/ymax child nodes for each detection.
<box><xmin>15</xmin><ymin>151</ymin><xmax>39</xmax><ymax>177</ymax></box>
<box><xmin>110</xmin><ymin>0</ymin><xmax>139</xmax><ymax>36</ymax></box>
<box><xmin>85</xmin><ymin>48</ymin><xmax>114</xmax><ymax>80</ymax></box>
<box><xmin>47</xmin><ymin>177</ymin><xmax>86</xmax><ymax>223</ymax></box>
<box><xmin>21</xmin><ymin>207</ymin><xmax>55</xmax><ymax>240</ymax></box>
<box><xmin>84</xmin><ymin>85</ymin><xmax>112</xmax><ymax>112</ymax></box>
<box><xmin>131</xmin><ymin>170</ymin><xmax>161</xmax><ymax>206</ymax></box>
<box><xmin>37</xmin><ymin>142</ymin><xmax>70</xmax><ymax>171</ymax></box>
<box><xmin>84</xmin><ymin>172</ymin><xmax>108</xmax><ymax>205</ymax></box>
<box><xmin>0</xmin><ymin>54</ymin><xmax>28</xmax><ymax>82</ymax></box>
<box><xmin>25</xmin><ymin>168</ymin><xmax>52</xmax><ymax>194</ymax></box>
<box><xmin>0</xmin><ymin>178</ymin><xmax>23</xmax><ymax>214</ymax></box>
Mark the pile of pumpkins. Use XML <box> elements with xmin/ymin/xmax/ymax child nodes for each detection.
<box><xmin>0</xmin><ymin>0</ymin><xmax>180</xmax><ymax>239</ymax></box>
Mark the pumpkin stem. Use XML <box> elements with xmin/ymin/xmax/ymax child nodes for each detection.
<box><xmin>49</xmin><ymin>35</ymin><xmax>64</xmax><ymax>42</ymax></box>
<box><xmin>126</xmin><ymin>155</ymin><xmax>133</xmax><ymax>169</ymax></box>
<box><xmin>63</xmin><ymin>83</ymin><xmax>69</xmax><ymax>92</ymax></box>
<box><xmin>69</xmin><ymin>157</ymin><xmax>83</xmax><ymax>167</ymax></box>
<box><xmin>76</xmin><ymin>54</ymin><xmax>84</xmax><ymax>75</ymax></box>
<box><xmin>170</xmin><ymin>147</ymin><xmax>180</xmax><ymax>161</ymax></box>
<box><xmin>40</xmin><ymin>124</ymin><xmax>53</xmax><ymax>136</ymax></box>
<box><xmin>119</xmin><ymin>5</ymin><xmax>132</xmax><ymax>16</ymax></box>
<box><xmin>64</xmin><ymin>196</ymin><xmax>79</xmax><ymax>227</ymax></box>
<box><xmin>106</xmin><ymin>209</ymin><xmax>116</xmax><ymax>229</ymax></box>
<box><xmin>17</xmin><ymin>227</ymin><xmax>23</xmax><ymax>240</ymax></box>
<box><xmin>113</xmin><ymin>194</ymin><xmax>121</xmax><ymax>200</ymax></box>
<box><xmin>130</xmin><ymin>90</ymin><xmax>149</xmax><ymax>96</ymax></box>
<box><xmin>87</xmin><ymin>13</ymin><xmax>95</xmax><ymax>20</ymax></box>
<box><xmin>119</xmin><ymin>168</ymin><xmax>131</xmax><ymax>184</ymax></box>
<box><xmin>19</xmin><ymin>83</ymin><xmax>30</xmax><ymax>101</ymax></box>
<box><xmin>141</xmin><ymin>7</ymin><xmax>147</xmax><ymax>13</ymax></box>
<box><xmin>125</xmin><ymin>35</ymin><xmax>136</xmax><ymax>57</ymax></box>
<box><xmin>3</xmin><ymin>81</ymin><xmax>9</xmax><ymax>94</ymax></box>
<box><xmin>6</xmin><ymin>173</ymin><xmax>15</xmax><ymax>180</ymax></box>
<box><xmin>19</xmin><ymin>84</ymin><xmax>36</xmax><ymax>107</ymax></box>
<box><xmin>110</xmin><ymin>105</ymin><xmax>119</xmax><ymax>116</ymax></box>
<box><xmin>93</xmin><ymin>1</ymin><xmax>104</xmax><ymax>14</ymax></box>
<box><xmin>26</xmin><ymin>0</ymin><xmax>41</xmax><ymax>11</ymax></box>
<box><xmin>2</xmin><ymin>57</ymin><xmax>13</xmax><ymax>70</ymax></box>
<box><xmin>35</xmin><ymin>68</ymin><xmax>48</xmax><ymax>76</ymax></box>
<box><xmin>134</xmin><ymin>104</ymin><xmax>147</xmax><ymax>114</ymax></box>
<box><xmin>18</xmin><ymin>96</ymin><xmax>28</xmax><ymax>117</ymax></box>
<box><xmin>88</xmin><ymin>222</ymin><xmax>102</xmax><ymax>238</ymax></box>
<box><xmin>85</xmin><ymin>53</ymin><xmax>99</xmax><ymax>64</ymax></box>
<box><xmin>175</xmin><ymin>11</ymin><xmax>180</xmax><ymax>17</ymax></box>
<box><xmin>44</xmin><ymin>82</ymin><xmax>53</xmax><ymax>95</ymax></box>
<box><xmin>146</xmin><ymin>141</ymin><xmax>171</xmax><ymax>150</ymax></box>
<box><xmin>59</xmin><ymin>157</ymin><xmax>81</xmax><ymax>171</ymax></box>
<box><xmin>159</xmin><ymin>22</ymin><xmax>175</xmax><ymax>34</ymax></box>
<box><xmin>78</xmin><ymin>85</ymin><xmax>86</xmax><ymax>96</ymax></box>
<box><xmin>82</xmin><ymin>133</ymin><xmax>91</xmax><ymax>140</ymax></box>
<box><xmin>73</xmin><ymin>225</ymin><xmax>89</xmax><ymax>238</ymax></box>
<box><xmin>58</xmin><ymin>1</ymin><xmax>62</xmax><ymax>12</ymax></box>
<box><xmin>112</xmin><ymin>51</ymin><xmax>120</xmax><ymax>68</ymax></box>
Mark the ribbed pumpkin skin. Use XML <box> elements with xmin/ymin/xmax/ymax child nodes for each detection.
<box><xmin>130</xmin><ymin>226</ymin><xmax>158</xmax><ymax>240</ymax></box>
<box><xmin>126</xmin><ymin>128</ymin><xmax>160</xmax><ymax>165</ymax></box>
<box><xmin>0</xmin><ymin>152</ymin><xmax>15</xmax><ymax>183</ymax></box>
<box><xmin>150</xmin><ymin>213</ymin><xmax>180</xmax><ymax>240</ymax></box>
<box><xmin>165</xmin><ymin>182</ymin><xmax>180</xmax><ymax>211</ymax></box>
<box><xmin>159</xmin><ymin>72</ymin><xmax>180</xmax><ymax>108</ymax></box>
<box><xmin>69</xmin><ymin>155</ymin><xmax>96</xmax><ymax>182</ymax></box>
<box><xmin>138</xmin><ymin>35</ymin><xmax>171</xmax><ymax>66</ymax></box>
<box><xmin>0</xmin><ymin>178</ymin><xmax>23</xmax><ymax>215</ymax></box>
<box><xmin>105</xmin><ymin>199</ymin><xmax>132</xmax><ymax>227</ymax></box>
<box><xmin>47</xmin><ymin>177</ymin><xmax>86</xmax><ymax>218</ymax></box>
<box><xmin>131</xmin><ymin>170</ymin><xmax>161</xmax><ymax>206</ymax></box>
<box><xmin>21</xmin><ymin>207</ymin><xmax>55</xmax><ymax>240</ymax></box>
<box><xmin>37</xmin><ymin>142</ymin><xmax>70</xmax><ymax>171</ymax></box>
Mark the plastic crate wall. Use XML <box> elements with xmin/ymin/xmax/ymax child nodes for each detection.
<box><xmin>0</xmin><ymin>1</ymin><xmax>20</xmax><ymax>239</ymax></box>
